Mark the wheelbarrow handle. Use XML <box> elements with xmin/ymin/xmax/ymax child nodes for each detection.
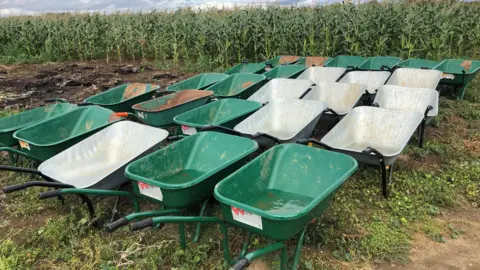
<box><xmin>346</xmin><ymin>65</ymin><xmax>356</xmax><ymax>70</ymax></box>
<box><xmin>231</xmin><ymin>258</ymin><xmax>250</xmax><ymax>270</ymax></box>
<box><xmin>106</xmin><ymin>217</ymin><xmax>129</xmax><ymax>231</ymax></box>
<box><xmin>44</xmin><ymin>98</ymin><xmax>68</xmax><ymax>103</ymax></box>
<box><xmin>200</xmin><ymin>125</ymin><xmax>246</xmax><ymax>137</ymax></box>
<box><xmin>3</xmin><ymin>183</ymin><xmax>29</xmax><ymax>193</ymax></box>
<box><xmin>324</xmin><ymin>108</ymin><xmax>340</xmax><ymax>122</ymax></box>
<box><xmin>77</xmin><ymin>102</ymin><xmax>94</xmax><ymax>107</ymax></box>
<box><xmin>296</xmin><ymin>139</ymin><xmax>332</xmax><ymax>150</ymax></box>
<box><xmin>167</xmin><ymin>135</ymin><xmax>187</xmax><ymax>141</ymax></box>
<box><xmin>362</xmin><ymin>147</ymin><xmax>385</xmax><ymax>158</ymax></box>
<box><xmin>252</xmin><ymin>133</ymin><xmax>280</xmax><ymax>145</ymax></box>
<box><xmin>380</xmin><ymin>65</ymin><xmax>393</xmax><ymax>72</ymax></box>
<box><xmin>372</xmin><ymin>102</ymin><xmax>380</xmax><ymax>107</ymax></box>
<box><xmin>424</xmin><ymin>105</ymin><xmax>433</xmax><ymax>117</ymax></box>
<box><xmin>0</xmin><ymin>165</ymin><xmax>42</xmax><ymax>175</ymax></box>
<box><xmin>131</xmin><ymin>218</ymin><xmax>154</xmax><ymax>231</ymax></box>
<box><xmin>3</xmin><ymin>181</ymin><xmax>72</xmax><ymax>194</ymax></box>
<box><xmin>115</xmin><ymin>112</ymin><xmax>148</xmax><ymax>125</ymax></box>
<box><xmin>39</xmin><ymin>189</ymin><xmax>62</xmax><ymax>200</ymax></box>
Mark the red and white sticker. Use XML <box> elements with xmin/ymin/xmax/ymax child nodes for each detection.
<box><xmin>181</xmin><ymin>125</ymin><xmax>197</xmax><ymax>135</ymax></box>
<box><xmin>138</xmin><ymin>182</ymin><xmax>163</xmax><ymax>201</ymax></box>
<box><xmin>19</xmin><ymin>140</ymin><xmax>30</xmax><ymax>150</ymax></box>
<box><xmin>231</xmin><ymin>206</ymin><xmax>263</xmax><ymax>230</ymax></box>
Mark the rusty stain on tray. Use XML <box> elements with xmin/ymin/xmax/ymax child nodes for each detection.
<box><xmin>133</xmin><ymin>90</ymin><xmax>212</xmax><ymax>112</ymax></box>
<box><xmin>460</xmin><ymin>60</ymin><xmax>472</xmax><ymax>71</ymax></box>
<box><xmin>123</xmin><ymin>83</ymin><xmax>157</xmax><ymax>100</ymax></box>
<box><xmin>108</xmin><ymin>113</ymin><xmax>121</xmax><ymax>123</ymax></box>
<box><xmin>85</xmin><ymin>120</ymin><xmax>93</xmax><ymax>131</ymax></box>
<box><xmin>242</xmin><ymin>81</ymin><xmax>254</xmax><ymax>88</ymax></box>
<box><xmin>279</xmin><ymin>56</ymin><xmax>300</xmax><ymax>64</ymax></box>
<box><xmin>305</xmin><ymin>57</ymin><xmax>328</xmax><ymax>67</ymax></box>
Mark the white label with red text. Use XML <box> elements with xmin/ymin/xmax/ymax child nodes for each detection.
<box><xmin>181</xmin><ymin>125</ymin><xmax>197</xmax><ymax>135</ymax></box>
<box><xmin>19</xmin><ymin>140</ymin><xmax>30</xmax><ymax>150</ymax></box>
<box><xmin>231</xmin><ymin>206</ymin><xmax>262</xmax><ymax>230</ymax></box>
<box><xmin>138</xmin><ymin>182</ymin><xmax>163</xmax><ymax>201</ymax></box>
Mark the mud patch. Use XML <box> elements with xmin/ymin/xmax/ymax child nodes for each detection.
<box><xmin>134</xmin><ymin>90</ymin><xmax>212</xmax><ymax>112</ymax></box>
<box><xmin>279</xmin><ymin>55</ymin><xmax>300</xmax><ymax>65</ymax></box>
<box><xmin>242</xmin><ymin>81</ymin><xmax>254</xmax><ymax>89</ymax></box>
<box><xmin>460</xmin><ymin>60</ymin><xmax>472</xmax><ymax>71</ymax></box>
<box><xmin>305</xmin><ymin>56</ymin><xmax>329</xmax><ymax>67</ymax></box>
<box><xmin>122</xmin><ymin>83</ymin><xmax>151</xmax><ymax>100</ymax></box>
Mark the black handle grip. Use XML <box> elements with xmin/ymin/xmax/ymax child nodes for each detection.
<box><xmin>44</xmin><ymin>98</ymin><xmax>67</xmax><ymax>103</ymax></box>
<box><xmin>231</xmin><ymin>258</ymin><xmax>250</xmax><ymax>270</ymax></box>
<box><xmin>421</xmin><ymin>66</ymin><xmax>429</xmax><ymax>70</ymax></box>
<box><xmin>362</xmin><ymin>147</ymin><xmax>384</xmax><ymax>158</ymax></box>
<box><xmin>39</xmin><ymin>190</ymin><xmax>62</xmax><ymax>200</ymax></box>
<box><xmin>372</xmin><ymin>102</ymin><xmax>380</xmax><ymax>107</ymax></box>
<box><xmin>131</xmin><ymin>218</ymin><xmax>154</xmax><ymax>231</ymax></box>
<box><xmin>77</xmin><ymin>102</ymin><xmax>93</xmax><ymax>107</ymax></box>
<box><xmin>167</xmin><ymin>135</ymin><xmax>184</xmax><ymax>141</ymax></box>
<box><xmin>106</xmin><ymin>217</ymin><xmax>129</xmax><ymax>231</ymax></box>
<box><xmin>2</xmin><ymin>183</ymin><xmax>28</xmax><ymax>193</ymax></box>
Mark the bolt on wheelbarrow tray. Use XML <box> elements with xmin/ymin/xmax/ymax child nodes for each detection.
<box><xmin>173</xmin><ymin>99</ymin><xmax>262</xmax><ymax>135</ymax></box>
<box><xmin>357</xmin><ymin>56</ymin><xmax>402</xmax><ymax>71</ymax></box>
<box><xmin>302</xmin><ymin>82</ymin><xmax>368</xmax><ymax>117</ymax></box>
<box><xmin>296</xmin><ymin>67</ymin><xmax>346</xmax><ymax>85</ymax></box>
<box><xmin>166</xmin><ymin>73</ymin><xmax>229</xmax><ymax>92</ymax></box>
<box><xmin>234</xmin><ymin>98</ymin><xmax>328</xmax><ymax>147</ymax></box>
<box><xmin>224</xmin><ymin>63</ymin><xmax>266</xmax><ymax>75</ymax></box>
<box><xmin>295</xmin><ymin>56</ymin><xmax>331</xmax><ymax>67</ymax></box>
<box><xmin>1</xmin><ymin>122</ymin><xmax>169</xmax><ymax>220</ymax></box>
<box><xmin>83</xmin><ymin>83</ymin><xmax>160</xmax><ymax>112</ymax></box>
<box><xmin>205</xmin><ymin>73</ymin><xmax>266</xmax><ymax>99</ymax></box>
<box><xmin>395</xmin><ymin>58</ymin><xmax>439</xmax><ymax>69</ymax></box>
<box><xmin>132</xmin><ymin>90</ymin><xmax>214</xmax><ymax>127</ymax></box>
<box><xmin>0</xmin><ymin>103</ymin><xmax>77</xmax><ymax>147</ymax></box>
<box><xmin>385</xmin><ymin>68</ymin><xmax>443</xmax><ymax>90</ymax></box>
<box><xmin>10</xmin><ymin>106</ymin><xmax>122</xmax><ymax>161</ymax></box>
<box><xmin>247</xmin><ymin>79</ymin><xmax>312</xmax><ymax>104</ymax></box>
<box><xmin>433</xmin><ymin>59</ymin><xmax>480</xmax><ymax>99</ymax></box>
<box><xmin>263</xmin><ymin>65</ymin><xmax>307</xmax><ymax>80</ymax></box>
<box><xmin>319</xmin><ymin>106</ymin><xmax>423</xmax><ymax>197</ymax></box>
<box><xmin>214</xmin><ymin>144</ymin><xmax>358</xmax><ymax>268</ymax></box>
<box><xmin>325</xmin><ymin>55</ymin><xmax>367</xmax><ymax>69</ymax></box>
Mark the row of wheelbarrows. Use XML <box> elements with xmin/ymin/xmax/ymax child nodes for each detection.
<box><xmin>0</xmin><ymin>54</ymin><xmax>476</xmax><ymax>269</ymax></box>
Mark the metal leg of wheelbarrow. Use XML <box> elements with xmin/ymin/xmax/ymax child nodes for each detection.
<box><xmin>233</xmin><ymin>242</ymin><xmax>288</xmax><ymax>270</ymax></box>
<box><xmin>291</xmin><ymin>227</ymin><xmax>308</xmax><ymax>269</ymax></box>
<box><xmin>379</xmin><ymin>164</ymin><xmax>394</xmax><ymax>198</ymax></box>
<box><xmin>193</xmin><ymin>198</ymin><xmax>210</xmax><ymax>243</ymax></box>
<box><xmin>109</xmin><ymin>182</ymin><xmax>133</xmax><ymax>223</ymax></box>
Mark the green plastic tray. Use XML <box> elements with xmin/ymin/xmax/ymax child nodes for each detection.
<box><xmin>357</xmin><ymin>56</ymin><xmax>402</xmax><ymax>71</ymax></box>
<box><xmin>325</xmin><ymin>55</ymin><xmax>367</xmax><ymax>69</ymax></box>
<box><xmin>434</xmin><ymin>59</ymin><xmax>480</xmax><ymax>99</ymax></box>
<box><xmin>263</xmin><ymin>65</ymin><xmax>307</xmax><ymax>80</ymax></box>
<box><xmin>206</xmin><ymin>74</ymin><xmax>266</xmax><ymax>99</ymax></box>
<box><xmin>396</xmin><ymin>58</ymin><xmax>439</xmax><ymax>69</ymax></box>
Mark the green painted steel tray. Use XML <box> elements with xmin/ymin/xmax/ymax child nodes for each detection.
<box><xmin>0</xmin><ymin>103</ymin><xmax>78</xmax><ymax>147</ymax></box>
<box><xmin>126</xmin><ymin>131</ymin><xmax>258</xmax><ymax>208</ymax></box>
<box><xmin>357</xmin><ymin>56</ymin><xmax>402</xmax><ymax>71</ymax></box>
<box><xmin>325</xmin><ymin>55</ymin><xmax>367</xmax><ymax>69</ymax></box>
<box><xmin>224</xmin><ymin>63</ymin><xmax>266</xmax><ymax>75</ymax></box>
<box><xmin>13</xmin><ymin>106</ymin><xmax>122</xmax><ymax>161</ymax></box>
<box><xmin>263</xmin><ymin>65</ymin><xmax>307</xmax><ymax>80</ymax></box>
<box><xmin>206</xmin><ymin>74</ymin><xmax>266</xmax><ymax>99</ymax></box>
<box><xmin>132</xmin><ymin>90</ymin><xmax>213</xmax><ymax>127</ymax></box>
<box><xmin>173</xmin><ymin>99</ymin><xmax>262</xmax><ymax>135</ymax></box>
<box><xmin>396</xmin><ymin>58</ymin><xmax>439</xmax><ymax>69</ymax></box>
<box><xmin>215</xmin><ymin>144</ymin><xmax>358</xmax><ymax>241</ymax></box>
<box><xmin>84</xmin><ymin>83</ymin><xmax>159</xmax><ymax>112</ymax></box>
<box><xmin>434</xmin><ymin>59</ymin><xmax>480</xmax><ymax>99</ymax></box>
<box><xmin>166</xmin><ymin>73</ymin><xmax>229</xmax><ymax>92</ymax></box>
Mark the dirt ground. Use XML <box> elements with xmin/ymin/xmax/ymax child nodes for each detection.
<box><xmin>0</xmin><ymin>61</ymin><xmax>194</xmax><ymax>109</ymax></box>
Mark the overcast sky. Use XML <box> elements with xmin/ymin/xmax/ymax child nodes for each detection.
<box><xmin>0</xmin><ymin>0</ymin><xmax>350</xmax><ymax>16</ymax></box>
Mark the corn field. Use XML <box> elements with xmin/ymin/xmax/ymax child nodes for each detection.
<box><xmin>0</xmin><ymin>2</ymin><xmax>479</xmax><ymax>68</ymax></box>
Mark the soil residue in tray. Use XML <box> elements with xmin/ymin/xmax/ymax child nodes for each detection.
<box><xmin>279</xmin><ymin>56</ymin><xmax>300</xmax><ymax>64</ymax></box>
<box><xmin>242</xmin><ymin>81</ymin><xmax>254</xmax><ymax>88</ymax></box>
<box><xmin>305</xmin><ymin>56</ymin><xmax>329</xmax><ymax>67</ymax></box>
<box><xmin>460</xmin><ymin>60</ymin><xmax>472</xmax><ymax>71</ymax></box>
<box><xmin>134</xmin><ymin>90</ymin><xmax>213</xmax><ymax>112</ymax></box>
<box><xmin>122</xmin><ymin>83</ymin><xmax>155</xmax><ymax>100</ymax></box>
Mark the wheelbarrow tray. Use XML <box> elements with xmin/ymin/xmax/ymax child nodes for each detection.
<box><xmin>214</xmin><ymin>144</ymin><xmax>358</xmax><ymax>241</ymax></box>
<box><xmin>132</xmin><ymin>90</ymin><xmax>213</xmax><ymax>127</ymax></box>
<box><xmin>126</xmin><ymin>131</ymin><xmax>258</xmax><ymax>208</ymax></box>
<box><xmin>234</xmin><ymin>98</ymin><xmax>327</xmax><ymax>146</ymax></box>
<box><xmin>0</xmin><ymin>103</ymin><xmax>77</xmax><ymax>147</ymax></box>
<box><xmin>262</xmin><ymin>56</ymin><xmax>301</xmax><ymax>68</ymax></box>
<box><xmin>174</xmin><ymin>99</ymin><xmax>261</xmax><ymax>134</ymax></box>
<box><xmin>296</xmin><ymin>67</ymin><xmax>346</xmax><ymax>85</ymax></box>
<box><xmin>302</xmin><ymin>82</ymin><xmax>368</xmax><ymax>115</ymax></box>
<box><xmin>357</xmin><ymin>56</ymin><xmax>402</xmax><ymax>71</ymax></box>
<box><xmin>295</xmin><ymin>56</ymin><xmax>331</xmax><ymax>67</ymax></box>
<box><xmin>396</xmin><ymin>58</ymin><xmax>439</xmax><ymax>69</ymax></box>
<box><xmin>374</xmin><ymin>85</ymin><xmax>439</xmax><ymax>117</ymax></box>
<box><xmin>339</xmin><ymin>71</ymin><xmax>391</xmax><ymax>94</ymax></box>
<box><xmin>247</xmin><ymin>79</ymin><xmax>312</xmax><ymax>104</ymax></box>
<box><xmin>84</xmin><ymin>83</ymin><xmax>160</xmax><ymax>112</ymax></box>
<box><xmin>206</xmin><ymin>73</ymin><xmax>266</xmax><ymax>99</ymax></box>
<box><xmin>325</xmin><ymin>55</ymin><xmax>367</xmax><ymax>69</ymax></box>
<box><xmin>224</xmin><ymin>63</ymin><xmax>266</xmax><ymax>75</ymax></box>
<box><xmin>13</xmin><ymin>106</ymin><xmax>121</xmax><ymax>161</ymax></box>
<box><xmin>264</xmin><ymin>65</ymin><xmax>307</xmax><ymax>80</ymax></box>
<box><xmin>321</xmin><ymin>106</ymin><xmax>423</xmax><ymax>165</ymax></box>
<box><xmin>386</xmin><ymin>68</ymin><xmax>443</xmax><ymax>89</ymax></box>
<box><xmin>37</xmin><ymin>122</ymin><xmax>169</xmax><ymax>190</ymax></box>
<box><xmin>166</xmin><ymin>73</ymin><xmax>229</xmax><ymax>92</ymax></box>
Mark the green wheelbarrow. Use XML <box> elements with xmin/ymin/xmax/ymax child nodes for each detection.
<box><xmin>263</xmin><ymin>65</ymin><xmax>307</xmax><ymax>80</ymax></box>
<box><xmin>132</xmin><ymin>90</ymin><xmax>214</xmax><ymax>130</ymax></box>
<box><xmin>433</xmin><ymin>59</ymin><xmax>480</xmax><ymax>99</ymax></box>
<box><xmin>357</xmin><ymin>56</ymin><xmax>402</xmax><ymax>71</ymax></box>
<box><xmin>0</xmin><ymin>106</ymin><xmax>123</xmax><ymax>163</ymax></box>
<box><xmin>295</xmin><ymin>56</ymin><xmax>332</xmax><ymax>67</ymax></box>
<box><xmin>224</xmin><ymin>62</ymin><xmax>266</xmax><ymax>75</ymax></box>
<box><xmin>106</xmin><ymin>131</ymin><xmax>258</xmax><ymax>234</ymax></box>
<box><xmin>82</xmin><ymin>83</ymin><xmax>160</xmax><ymax>112</ymax></box>
<box><xmin>395</xmin><ymin>58</ymin><xmax>439</xmax><ymax>69</ymax></box>
<box><xmin>166</xmin><ymin>73</ymin><xmax>229</xmax><ymax>92</ymax></box>
<box><xmin>325</xmin><ymin>55</ymin><xmax>367</xmax><ymax>70</ymax></box>
<box><xmin>173</xmin><ymin>99</ymin><xmax>262</xmax><ymax>135</ymax></box>
<box><xmin>1</xmin><ymin>122</ymin><xmax>169</xmax><ymax>223</ymax></box>
<box><xmin>206</xmin><ymin>74</ymin><xmax>266</xmax><ymax>99</ymax></box>
<box><xmin>130</xmin><ymin>144</ymin><xmax>358</xmax><ymax>270</ymax></box>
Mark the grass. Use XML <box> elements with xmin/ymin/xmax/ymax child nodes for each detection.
<box><xmin>0</xmin><ymin>76</ymin><xmax>479</xmax><ymax>269</ymax></box>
